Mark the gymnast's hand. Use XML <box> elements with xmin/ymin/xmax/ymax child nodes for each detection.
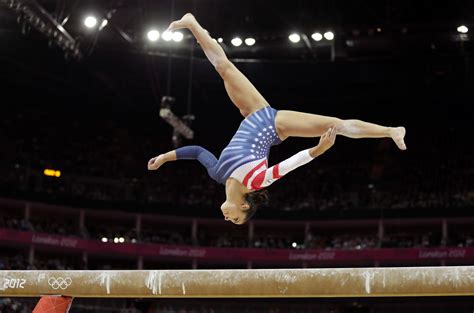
<box><xmin>308</xmin><ymin>127</ymin><xmax>337</xmax><ymax>158</ymax></box>
<box><xmin>318</xmin><ymin>127</ymin><xmax>337</xmax><ymax>151</ymax></box>
<box><xmin>147</xmin><ymin>155</ymin><xmax>166</xmax><ymax>171</ymax></box>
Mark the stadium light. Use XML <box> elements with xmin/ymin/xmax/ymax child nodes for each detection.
<box><xmin>147</xmin><ymin>29</ymin><xmax>160</xmax><ymax>42</ymax></box>
<box><xmin>217</xmin><ymin>37</ymin><xmax>223</xmax><ymax>43</ymax></box>
<box><xmin>245</xmin><ymin>38</ymin><xmax>256</xmax><ymax>46</ymax></box>
<box><xmin>172</xmin><ymin>31</ymin><xmax>184</xmax><ymax>42</ymax></box>
<box><xmin>289</xmin><ymin>33</ymin><xmax>300</xmax><ymax>43</ymax></box>
<box><xmin>292</xmin><ymin>242</ymin><xmax>297</xmax><ymax>248</ymax></box>
<box><xmin>311</xmin><ymin>32</ymin><xmax>323</xmax><ymax>41</ymax></box>
<box><xmin>84</xmin><ymin>16</ymin><xmax>97</xmax><ymax>28</ymax></box>
<box><xmin>231</xmin><ymin>37</ymin><xmax>242</xmax><ymax>46</ymax></box>
<box><xmin>119</xmin><ymin>237</ymin><xmax>125</xmax><ymax>243</ymax></box>
<box><xmin>101</xmin><ymin>237</ymin><xmax>108</xmax><ymax>243</ymax></box>
<box><xmin>324</xmin><ymin>31</ymin><xmax>335</xmax><ymax>40</ymax></box>
<box><xmin>162</xmin><ymin>31</ymin><xmax>173</xmax><ymax>41</ymax></box>
<box><xmin>457</xmin><ymin>25</ymin><xmax>469</xmax><ymax>33</ymax></box>
<box><xmin>113</xmin><ymin>237</ymin><xmax>119</xmax><ymax>243</ymax></box>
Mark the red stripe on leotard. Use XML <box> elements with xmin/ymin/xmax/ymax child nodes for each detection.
<box><xmin>251</xmin><ymin>171</ymin><xmax>266</xmax><ymax>190</ymax></box>
<box><xmin>242</xmin><ymin>160</ymin><xmax>267</xmax><ymax>187</ymax></box>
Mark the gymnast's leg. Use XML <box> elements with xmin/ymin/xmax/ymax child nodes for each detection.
<box><xmin>167</xmin><ymin>13</ymin><xmax>268</xmax><ymax>117</ymax></box>
<box><xmin>275</xmin><ymin>110</ymin><xmax>407</xmax><ymax>150</ymax></box>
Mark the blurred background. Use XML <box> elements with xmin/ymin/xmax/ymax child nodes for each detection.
<box><xmin>0</xmin><ymin>0</ymin><xmax>474</xmax><ymax>312</ymax></box>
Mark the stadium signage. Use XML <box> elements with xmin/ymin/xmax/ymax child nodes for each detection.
<box><xmin>418</xmin><ymin>248</ymin><xmax>466</xmax><ymax>259</ymax></box>
<box><xmin>1</xmin><ymin>228</ymin><xmax>474</xmax><ymax>264</ymax></box>
<box><xmin>31</xmin><ymin>234</ymin><xmax>78</xmax><ymax>248</ymax></box>
<box><xmin>289</xmin><ymin>251</ymin><xmax>336</xmax><ymax>261</ymax></box>
<box><xmin>159</xmin><ymin>247</ymin><xmax>206</xmax><ymax>257</ymax></box>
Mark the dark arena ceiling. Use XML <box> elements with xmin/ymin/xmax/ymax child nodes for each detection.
<box><xmin>1</xmin><ymin>0</ymin><xmax>473</xmax><ymax>61</ymax></box>
<box><xmin>0</xmin><ymin>0</ymin><xmax>472</xmax><ymax>120</ymax></box>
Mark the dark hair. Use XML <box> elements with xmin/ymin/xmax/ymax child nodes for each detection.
<box><xmin>243</xmin><ymin>189</ymin><xmax>270</xmax><ymax>222</ymax></box>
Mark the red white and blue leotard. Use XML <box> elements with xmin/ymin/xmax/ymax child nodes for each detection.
<box><xmin>229</xmin><ymin>149</ymin><xmax>313</xmax><ymax>191</ymax></box>
<box><xmin>175</xmin><ymin>106</ymin><xmax>315</xmax><ymax>189</ymax></box>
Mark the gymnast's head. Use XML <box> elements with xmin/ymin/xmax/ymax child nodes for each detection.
<box><xmin>220</xmin><ymin>189</ymin><xmax>269</xmax><ymax>225</ymax></box>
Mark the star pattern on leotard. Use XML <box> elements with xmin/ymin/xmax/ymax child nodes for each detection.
<box><xmin>253</xmin><ymin>125</ymin><xmax>278</xmax><ymax>159</ymax></box>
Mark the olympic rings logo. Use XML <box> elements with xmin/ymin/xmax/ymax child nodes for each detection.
<box><xmin>48</xmin><ymin>277</ymin><xmax>72</xmax><ymax>290</ymax></box>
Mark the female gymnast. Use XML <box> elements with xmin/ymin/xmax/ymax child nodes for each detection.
<box><xmin>148</xmin><ymin>13</ymin><xmax>406</xmax><ymax>225</ymax></box>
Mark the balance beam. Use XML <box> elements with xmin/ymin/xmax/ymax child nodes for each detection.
<box><xmin>1</xmin><ymin>267</ymin><xmax>474</xmax><ymax>298</ymax></box>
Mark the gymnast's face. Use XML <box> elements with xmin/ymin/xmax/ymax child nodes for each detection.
<box><xmin>220</xmin><ymin>200</ymin><xmax>248</xmax><ymax>225</ymax></box>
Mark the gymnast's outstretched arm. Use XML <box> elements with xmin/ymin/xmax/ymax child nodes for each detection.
<box><xmin>148</xmin><ymin>146</ymin><xmax>219</xmax><ymax>181</ymax></box>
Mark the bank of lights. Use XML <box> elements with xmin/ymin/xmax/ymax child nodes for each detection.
<box><xmin>113</xmin><ymin>237</ymin><xmax>125</xmax><ymax>243</ymax></box>
<box><xmin>146</xmin><ymin>29</ymin><xmax>183</xmax><ymax>42</ymax></box>
<box><xmin>43</xmin><ymin>169</ymin><xmax>61</xmax><ymax>178</ymax></box>
<box><xmin>84</xmin><ymin>13</ymin><xmax>340</xmax><ymax>45</ymax></box>
<box><xmin>101</xmin><ymin>237</ymin><xmax>125</xmax><ymax>243</ymax></box>
<box><xmin>290</xmin><ymin>31</ymin><xmax>334</xmax><ymax>43</ymax></box>
<box><xmin>145</xmin><ymin>30</ymin><xmax>336</xmax><ymax>45</ymax></box>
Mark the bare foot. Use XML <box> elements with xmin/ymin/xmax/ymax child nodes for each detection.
<box><xmin>390</xmin><ymin>127</ymin><xmax>407</xmax><ymax>150</ymax></box>
<box><xmin>167</xmin><ymin>13</ymin><xmax>196</xmax><ymax>32</ymax></box>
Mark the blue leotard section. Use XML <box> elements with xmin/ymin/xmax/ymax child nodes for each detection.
<box><xmin>175</xmin><ymin>106</ymin><xmax>281</xmax><ymax>184</ymax></box>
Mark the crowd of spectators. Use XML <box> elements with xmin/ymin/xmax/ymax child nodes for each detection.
<box><xmin>0</xmin><ymin>254</ymin><xmax>30</xmax><ymax>270</ymax></box>
<box><xmin>0</xmin><ymin>254</ymin><xmax>79</xmax><ymax>271</ymax></box>
<box><xmin>1</xmin><ymin>216</ymin><xmax>80</xmax><ymax>237</ymax></box>
<box><xmin>304</xmin><ymin>234</ymin><xmax>378</xmax><ymax>250</ymax></box>
<box><xmin>381</xmin><ymin>233</ymin><xmax>440</xmax><ymax>248</ymax></box>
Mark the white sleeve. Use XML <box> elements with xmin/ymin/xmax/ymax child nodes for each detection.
<box><xmin>250</xmin><ymin>149</ymin><xmax>314</xmax><ymax>189</ymax></box>
<box><xmin>274</xmin><ymin>149</ymin><xmax>314</xmax><ymax>176</ymax></box>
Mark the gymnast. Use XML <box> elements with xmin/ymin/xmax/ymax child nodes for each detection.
<box><xmin>148</xmin><ymin>13</ymin><xmax>406</xmax><ymax>225</ymax></box>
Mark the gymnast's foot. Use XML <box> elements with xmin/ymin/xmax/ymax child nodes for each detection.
<box><xmin>167</xmin><ymin>13</ymin><xmax>196</xmax><ymax>32</ymax></box>
<box><xmin>390</xmin><ymin>126</ymin><xmax>407</xmax><ymax>150</ymax></box>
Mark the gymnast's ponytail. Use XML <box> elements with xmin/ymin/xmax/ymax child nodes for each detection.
<box><xmin>243</xmin><ymin>189</ymin><xmax>270</xmax><ymax>222</ymax></box>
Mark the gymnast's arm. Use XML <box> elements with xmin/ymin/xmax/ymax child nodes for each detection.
<box><xmin>148</xmin><ymin>146</ymin><xmax>218</xmax><ymax>176</ymax></box>
<box><xmin>250</xmin><ymin>127</ymin><xmax>336</xmax><ymax>189</ymax></box>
